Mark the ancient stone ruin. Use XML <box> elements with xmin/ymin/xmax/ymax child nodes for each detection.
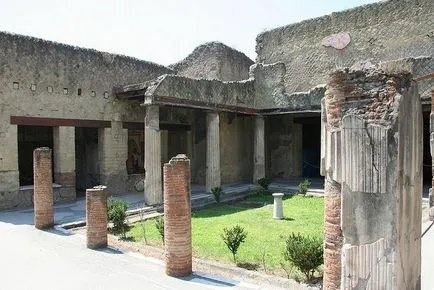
<box><xmin>321</xmin><ymin>63</ymin><xmax>423</xmax><ymax>289</ymax></box>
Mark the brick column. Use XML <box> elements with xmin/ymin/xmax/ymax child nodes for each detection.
<box><xmin>206</xmin><ymin>111</ymin><xmax>220</xmax><ymax>192</ymax></box>
<box><xmin>33</xmin><ymin>147</ymin><xmax>54</xmax><ymax>229</ymax></box>
<box><xmin>86</xmin><ymin>185</ymin><xmax>108</xmax><ymax>249</ymax></box>
<box><xmin>145</xmin><ymin>105</ymin><xmax>162</xmax><ymax>205</ymax></box>
<box><xmin>323</xmin><ymin>180</ymin><xmax>342</xmax><ymax>290</ymax></box>
<box><xmin>163</xmin><ymin>154</ymin><xmax>192</xmax><ymax>277</ymax></box>
<box><xmin>253</xmin><ymin>115</ymin><xmax>265</xmax><ymax>183</ymax></box>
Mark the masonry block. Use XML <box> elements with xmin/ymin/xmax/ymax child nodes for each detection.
<box><xmin>163</xmin><ymin>154</ymin><xmax>192</xmax><ymax>277</ymax></box>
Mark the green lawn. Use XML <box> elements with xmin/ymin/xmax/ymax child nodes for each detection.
<box><xmin>128</xmin><ymin>194</ymin><xmax>324</xmax><ymax>271</ymax></box>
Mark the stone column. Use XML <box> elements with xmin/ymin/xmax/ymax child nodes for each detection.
<box><xmin>163</xmin><ymin>154</ymin><xmax>192</xmax><ymax>277</ymax></box>
<box><xmin>53</xmin><ymin>126</ymin><xmax>76</xmax><ymax>202</ymax></box>
<box><xmin>322</xmin><ymin>64</ymin><xmax>422</xmax><ymax>289</ymax></box>
<box><xmin>206</xmin><ymin>111</ymin><xmax>220</xmax><ymax>192</ymax></box>
<box><xmin>145</xmin><ymin>105</ymin><xmax>162</xmax><ymax>205</ymax></box>
<box><xmin>33</xmin><ymin>147</ymin><xmax>54</xmax><ymax>229</ymax></box>
<box><xmin>253</xmin><ymin>115</ymin><xmax>265</xmax><ymax>183</ymax></box>
<box><xmin>86</xmin><ymin>185</ymin><xmax>108</xmax><ymax>249</ymax></box>
<box><xmin>430</xmin><ymin>90</ymin><xmax>434</xmax><ymax>221</ymax></box>
<box><xmin>99</xmin><ymin>113</ymin><xmax>128</xmax><ymax>194</ymax></box>
<box><xmin>0</xmin><ymin>123</ymin><xmax>19</xmax><ymax>210</ymax></box>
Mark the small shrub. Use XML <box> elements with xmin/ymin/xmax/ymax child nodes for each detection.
<box><xmin>221</xmin><ymin>225</ymin><xmax>248</xmax><ymax>263</ymax></box>
<box><xmin>155</xmin><ymin>216</ymin><xmax>164</xmax><ymax>243</ymax></box>
<box><xmin>107</xmin><ymin>198</ymin><xmax>129</xmax><ymax>238</ymax></box>
<box><xmin>284</xmin><ymin>233</ymin><xmax>323</xmax><ymax>281</ymax></box>
<box><xmin>138</xmin><ymin>203</ymin><xmax>148</xmax><ymax>244</ymax></box>
<box><xmin>211</xmin><ymin>187</ymin><xmax>224</xmax><ymax>203</ymax></box>
<box><xmin>298</xmin><ymin>179</ymin><xmax>311</xmax><ymax>195</ymax></box>
<box><xmin>257</xmin><ymin>177</ymin><xmax>271</xmax><ymax>190</ymax></box>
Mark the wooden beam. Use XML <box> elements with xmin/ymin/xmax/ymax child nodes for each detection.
<box><xmin>414</xmin><ymin>72</ymin><xmax>434</xmax><ymax>81</ymax></box>
<box><xmin>10</xmin><ymin>116</ymin><xmax>111</xmax><ymax>128</ymax></box>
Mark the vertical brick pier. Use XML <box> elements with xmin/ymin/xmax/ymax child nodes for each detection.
<box><xmin>86</xmin><ymin>185</ymin><xmax>108</xmax><ymax>249</ymax></box>
<box><xmin>163</xmin><ymin>154</ymin><xmax>192</xmax><ymax>277</ymax></box>
<box><xmin>33</xmin><ymin>147</ymin><xmax>54</xmax><ymax>229</ymax></box>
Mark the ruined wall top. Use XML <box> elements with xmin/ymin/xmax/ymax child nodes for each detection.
<box><xmin>256</xmin><ymin>0</ymin><xmax>434</xmax><ymax>95</ymax></box>
<box><xmin>169</xmin><ymin>42</ymin><xmax>254</xmax><ymax>82</ymax></box>
<box><xmin>0</xmin><ymin>31</ymin><xmax>175</xmax><ymax>122</ymax></box>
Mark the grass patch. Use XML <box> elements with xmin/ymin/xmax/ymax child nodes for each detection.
<box><xmin>128</xmin><ymin>194</ymin><xmax>323</xmax><ymax>272</ymax></box>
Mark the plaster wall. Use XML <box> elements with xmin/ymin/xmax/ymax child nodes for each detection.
<box><xmin>219</xmin><ymin>113</ymin><xmax>253</xmax><ymax>183</ymax></box>
<box><xmin>266</xmin><ymin>115</ymin><xmax>302</xmax><ymax>179</ymax></box>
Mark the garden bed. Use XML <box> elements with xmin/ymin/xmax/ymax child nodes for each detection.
<box><xmin>128</xmin><ymin>193</ymin><xmax>324</xmax><ymax>280</ymax></box>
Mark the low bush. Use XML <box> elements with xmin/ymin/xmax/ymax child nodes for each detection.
<box><xmin>211</xmin><ymin>187</ymin><xmax>224</xmax><ymax>203</ymax></box>
<box><xmin>155</xmin><ymin>216</ymin><xmax>165</xmax><ymax>243</ymax></box>
<box><xmin>298</xmin><ymin>179</ymin><xmax>311</xmax><ymax>195</ymax></box>
<box><xmin>257</xmin><ymin>177</ymin><xmax>271</xmax><ymax>191</ymax></box>
<box><xmin>221</xmin><ymin>225</ymin><xmax>248</xmax><ymax>263</ymax></box>
<box><xmin>284</xmin><ymin>233</ymin><xmax>323</xmax><ymax>281</ymax></box>
<box><xmin>107</xmin><ymin>199</ymin><xmax>129</xmax><ymax>238</ymax></box>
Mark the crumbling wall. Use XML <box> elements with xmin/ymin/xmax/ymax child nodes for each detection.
<box><xmin>256</xmin><ymin>0</ymin><xmax>434</xmax><ymax>96</ymax></box>
<box><xmin>0</xmin><ymin>31</ymin><xmax>174</xmax><ymax>209</ymax></box>
<box><xmin>170</xmin><ymin>42</ymin><xmax>253</xmax><ymax>81</ymax></box>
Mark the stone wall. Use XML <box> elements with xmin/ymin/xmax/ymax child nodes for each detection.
<box><xmin>0</xmin><ymin>31</ymin><xmax>174</xmax><ymax>209</ymax></box>
<box><xmin>170</xmin><ymin>42</ymin><xmax>253</xmax><ymax>81</ymax></box>
<box><xmin>256</xmin><ymin>0</ymin><xmax>434</xmax><ymax>95</ymax></box>
<box><xmin>266</xmin><ymin>115</ymin><xmax>302</xmax><ymax>179</ymax></box>
<box><xmin>219</xmin><ymin>113</ymin><xmax>253</xmax><ymax>183</ymax></box>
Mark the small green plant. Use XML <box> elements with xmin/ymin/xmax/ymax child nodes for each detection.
<box><xmin>257</xmin><ymin>177</ymin><xmax>271</xmax><ymax>190</ymax></box>
<box><xmin>155</xmin><ymin>216</ymin><xmax>165</xmax><ymax>243</ymax></box>
<box><xmin>221</xmin><ymin>225</ymin><xmax>248</xmax><ymax>263</ymax></box>
<box><xmin>107</xmin><ymin>198</ymin><xmax>129</xmax><ymax>238</ymax></box>
<box><xmin>284</xmin><ymin>233</ymin><xmax>323</xmax><ymax>281</ymax></box>
<box><xmin>298</xmin><ymin>179</ymin><xmax>311</xmax><ymax>195</ymax></box>
<box><xmin>138</xmin><ymin>202</ymin><xmax>148</xmax><ymax>244</ymax></box>
<box><xmin>211</xmin><ymin>186</ymin><xmax>224</xmax><ymax>203</ymax></box>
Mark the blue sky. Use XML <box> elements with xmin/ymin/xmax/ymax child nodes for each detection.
<box><xmin>0</xmin><ymin>0</ymin><xmax>379</xmax><ymax>65</ymax></box>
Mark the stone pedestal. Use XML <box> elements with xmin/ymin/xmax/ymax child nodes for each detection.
<box><xmin>322</xmin><ymin>64</ymin><xmax>422</xmax><ymax>289</ymax></box>
<box><xmin>145</xmin><ymin>105</ymin><xmax>162</xmax><ymax>205</ymax></box>
<box><xmin>206</xmin><ymin>111</ymin><xmax>220</xmax><ymax>192</ymax></box>
<box><xmin>34</xmin><ymin>147</ymin><xmax>54</xmax><ymax>229</ymax></box>
<box><xmin>253</xmin><ymin>115</ymin><xmax>265</xmax><ymax>183</ymax></box>
<box><xmin>272</xmin><ymin>193</ymin><xmax>284</xmax><ymax>219</ymax></box>
<box><xmin>86</xmin><ymin>185</ymin><xmax>108</xmax><ymax>249</ymax></box>
<box><xmin>163</xmin><ymin>154</ymin><xmax>192</xmax><ymax>277</ymax></box>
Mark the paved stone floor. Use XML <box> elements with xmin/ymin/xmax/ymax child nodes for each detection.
<box><xmin>0</xmin><ymin>218</ymin><xmax>265</xmax><ymax>290</ymax></box>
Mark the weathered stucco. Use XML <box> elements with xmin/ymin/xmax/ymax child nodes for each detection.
<box><xmin>169</xmin><ymin>41</ymin><xmax>254</xmax><ymax>81</ymax></box>
<box><xmin>144</xmin><ymin>74</ymin><xmax>256</xmax><ymax>111</ymax></box>
<box><xmin>256</xmin><ymin>0</ymin><xmax>434</xmax><ymax>95</ymax></box>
